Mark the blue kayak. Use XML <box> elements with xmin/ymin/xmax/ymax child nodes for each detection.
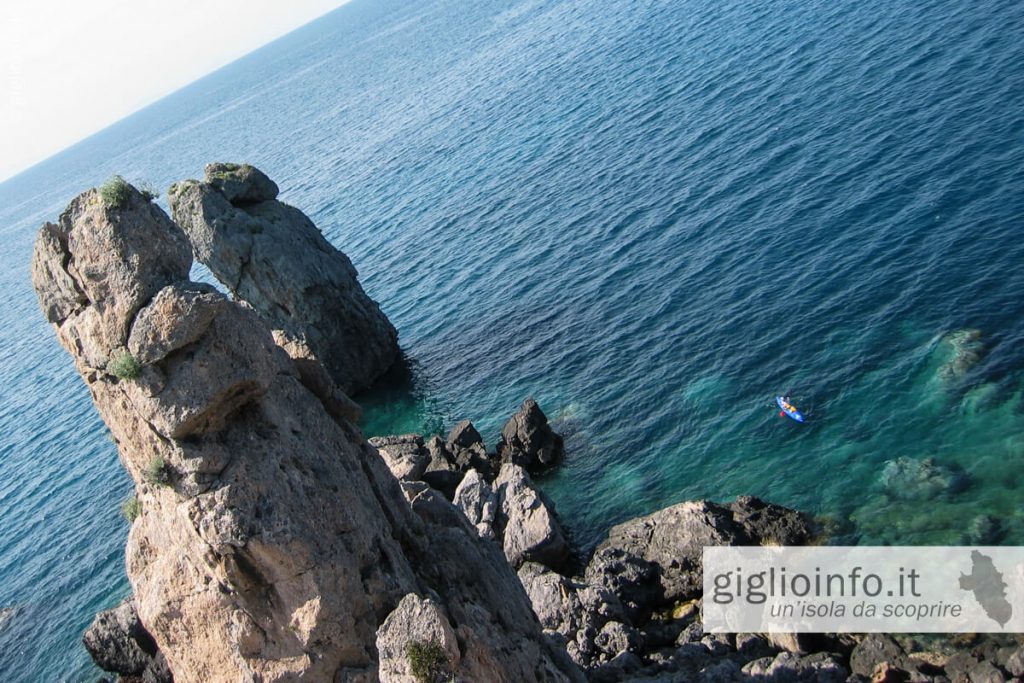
<box><xmin>776</xmin><ymin>396</ymin><xmax>805</xmax><ymax>423</ymax></box>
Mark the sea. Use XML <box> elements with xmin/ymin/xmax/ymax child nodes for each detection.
<box><xmin>1</xmin><ymin>0</ymin><xmax>1023</xmax><ymax>679</ymax></box>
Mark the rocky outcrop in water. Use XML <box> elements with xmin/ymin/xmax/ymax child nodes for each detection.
<box><xmin>497</xmin><ymin>398</ymin><xmax>565</xmax><ymax>473</ymax></box>
<box><xmin>373</xmin><ymin>416</ymin><xmax>570</xmax><ymax>572</ymax></box>
<box><xmin>168</xmin><ymin>163</ymin><xmax>399</xmax><ymax>395</ymax></box>
<box><xmin>34</xmin><ymin>181</ymin><xmax>579</xmax><ymax>683</ymax></box>
<box><xmin>82</xmin><ymin>597</ymin><xmax>172</xmax><ymax>683</ymax></box>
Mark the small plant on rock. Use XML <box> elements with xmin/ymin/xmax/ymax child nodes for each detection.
<box><xmin>144</xmin><ymin>456</ymin><xmax>174</xmax><ymax>487</ymax></box>
<box><xmin>121</xmin><ymin>495</ymin><xmax>141</xmax><ymax>522</ymax></box>
<box><xmin>139</xmin><ymin>182</ymin><xmax>159</xmax><ymax>202</ymax></box>
<box><xmin>406</xmin><ymin>640</ymin><xmax>451</xmax><ymax>683</ymax></box>
<box><xmin>98</xmin><ymin>174</ymin><xmax>132</xmax><ymax>209</ymax></box>
<box><xmin>108</xmin><ymin>351</ymin><xmax>142</xmax><ymax>380</ymax></box>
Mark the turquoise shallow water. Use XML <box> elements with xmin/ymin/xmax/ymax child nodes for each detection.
<box><xmin>1</xmin><ymin>0</ymin><xmax>1024</xmax><ymax>679</ymax></box>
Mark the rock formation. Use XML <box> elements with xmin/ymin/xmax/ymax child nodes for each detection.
<box><xmin>372</xmin><ymin>415</ymin><xmax>570</xmax><ymax>573</ymax></box>
<box><xmin>168</xmin><ymin>163</ymin><xmax>399</xmax><ymax>395</ymax></box>
<box><xmin>497</xmin><ymin>398</ymin><xmax>565</xmax><ymax>473</ymax></box>
<box><xmin>82</xmin><ymin>597</ymin><xmax>172</xmax><ymax>682</ymax></box>
<box><xmin>33</xmin><ymin>182</ymin><xmax>580</xmax><ymax>683</ymax></box>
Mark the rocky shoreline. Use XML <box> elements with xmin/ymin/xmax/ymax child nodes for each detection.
<box><xmin>32</xmin><ymin>165</ymin><xmax>1023</xmax><ymax>682</ymax></box>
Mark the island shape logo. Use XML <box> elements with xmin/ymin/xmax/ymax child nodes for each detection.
<box><xmin>959</xmin><ymin>549</ymin><xmax>1012</xmax><ymax>627</ymax></box>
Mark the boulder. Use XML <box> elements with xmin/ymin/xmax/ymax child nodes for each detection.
<box><xmin>594</xmin><ymin>621</ymin><xmax>643</xmax><ymax>657</ymax></box>
<box><xmin>496</xmin><ymin>398</ymin><xmax>564</xmax><ymax>473</ymax></box>
<box><xmin>446</xmin><ymin>419</ymin><xmax>496</xmax><ymax>480</ymax></box>
<box><xmin>375</xmin><ymin>594</ymin><xmax>460</xmax><ymax>683</ymax></box>
<box><xmin>204</xmin><ymin>163</ymin><xmax>278</xmax><ymax>204</ymax></box>
<box><xmin>370</xmin><ymin>434</ymin><xmax>430</xmax><ymax>481</ymax></box>
<box><xmin>517</xmin><ymin>562</ymin><xmax>625</xmax><ymax>670</ymax></box>
<box><xmin>453</xmin><ymin>468</ymin><xmax>499</xmax><ymax>539</ymax></box>
<box><xmin>742</xmin><ymin>651</ymin><xmax>849</xmax><ymax>682</ymax></box>
<box><xmin>82</xmin><ymin>597</ymin><xmax>172</xmax><ymax>682</ymax></box>
<box><xmin>849</xmin><ymin>635</ymin><xmax>912</xmax><ymax>678</ymax></box>
<box><xmin>495</xmin><ymin>464</ymin><xmax>569</xmax><ymax>570</ymax></box>
<box><xmin>169</xmin><ymin>164</ymin><xmax>399</xmax><ymax>394</ymax></box>
<box><xmin>585</xmin><ymin>498</ymin><xmax>811</xmax><ymax>617</ymax></box>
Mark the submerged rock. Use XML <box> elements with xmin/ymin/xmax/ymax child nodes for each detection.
<box><xmin>879</xmin><ymin>456</ymin><xmax>968</xmax><ymax>501</ymax></box>
<box><xmin>937</xmin><ymin>328</ymin><xmax>984</xmax><ymax>383</ymax></box>
<box><xmin>168</xmin><ymin>163</ymin><xmax>399</xmax><ymax>394</ymax></box>
<box><xmin>33</xmin><ymin>182</ymin><xmax>580</xmax><ymax>683</ymax></box>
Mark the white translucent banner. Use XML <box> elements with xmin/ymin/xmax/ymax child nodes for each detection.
<box><xmin>703</xmin><ymin>546</ymin><xmax>1024</xmax><ymax>633</ymax></box>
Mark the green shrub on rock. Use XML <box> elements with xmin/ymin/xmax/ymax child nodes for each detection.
<box><xmin>406</xmin><ymin>640</ymin><xmax>451</xmax><ymax>683</ymax></box>
<box><xmin>98</xmin><ymin>175</ymin><xmax>132</xmax><ymax>209</ymax></box>
<box><xmin>108</xmin><ymin>351</ymin><xmax>142</xmax><ymax>380</ymax></box>
<box><xmin>122</xmin><ymin>495</ymin><xmax>141</xmax><ymax>522</ymax></box>
<box><xmin>144</xmin><ymin>456</ymin><xmax>174</xmax><ymax>487</ymax></box>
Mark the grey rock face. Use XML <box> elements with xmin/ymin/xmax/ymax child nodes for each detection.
<box><xmin>453</xmin><ymin>468</ymin><xmax>499</xmax><ymax>539</ymax></box>
<box><xmin>495</xmin><ymin>464</ymin><xmax>570</xmax><ymax>570</ymax></box>
<box><xmin>33</xmin><ymin>182</ymin><xmax>580</xmax><ymax>683</ymax></box>
<box><xmin>204</xmin><ymin>163</ymin><xmax>278</xmax><ymax>204</ymax></box>
<box><xmin>370</xmin><ymin>434</ymin><xmax>431</xmax><ymax>481</ymax></box>
<box><xmin>168</xmin><ymin>163</ymin><xmax>399</xmax><ymax>394</ymax></box>
<box><xmin>849</xmin><ymin>634</ymin><xmax>911</xmax><ymax>677</ymax></box>
<box><xmin>742</xmin><ymin>651</ymin><xmax>849</xmax><ymax>682</ymax></box>
<box><xmin>497</xmin><ymin>398</ymin><xmax>565</xmax><ymax>473</ymax></box>
<box><xmin>82</xmin><ymin>597</ymin><xmax>172</xmax><ymax>682</ymax></box>
<box><xmin>585</xmin><ymin>497</ymin><xmax>811</xmax><ymax>620</ymax></box>
<box><xmin>375</xmin><ymin>594</ymin><xmax>460</xmax><ymax>683</ymax></box>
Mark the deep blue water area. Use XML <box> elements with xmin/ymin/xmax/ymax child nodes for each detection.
<box><xmin>2</xmin><ymin>0</ymin><xmax>1023</xmax><ymax>678</ymax></box>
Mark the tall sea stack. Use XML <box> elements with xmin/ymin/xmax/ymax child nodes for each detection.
<box><xmin>168</xmin><ymin>163</ymin><xmax>399</xmax><ymax>395</ymax></box>
<box><xmin>32</xmin><ymin>181</ymin><xmax>580</xmax><ymax>682</ymax></box>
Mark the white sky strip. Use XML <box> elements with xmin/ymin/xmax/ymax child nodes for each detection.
<box><xmin>0</xmin><ymin>1</ymin><xmax>347</xmax><ymax>182</ymax></box>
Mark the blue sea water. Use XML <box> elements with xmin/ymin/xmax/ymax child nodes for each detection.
<box><xmin>1</xmin><ymin>0</ymin><xmax>1023</xmax><ymax>678</ymax></box>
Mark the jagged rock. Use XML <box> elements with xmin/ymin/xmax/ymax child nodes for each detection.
<box><xmin>1004</xmin><ymin>645</ymin><xmax>1024</xmax><ymax>677</ymax></box>
<box><xmin>375</xmin><ymin>594</ymin><xmax>460</xmax><ymax>683</ymax></box>
<box><xmin>850</xmin><ymin>635</ymin><xmax>912</xmax><ymax>678</ymax></box>
<box><xmin>495</xmin><ymin>464</ymin><xmax>569</xmax><ymax>569</ymax></box>
<box><xmin>82</xmin><ymin>597</ymin><xmax>172</xmax><ymax>682</ymax></box>
<box><xmin>32</xmin><ymin>184</ymin><xmax>192</xmax><ymax>370</ymax></box>
<box><xmin>594</xmin><ymin>621</ymin><xmax>643</xmax><ymax>657</ymax></box>
<box><xmin>517</xmin><ymin>563</ymin><xmax>626</xmax><ymax>670</ymax></box>
<box><xmin>453</xmin><ymin>468</ymin><xmax>499</xmax><ymax>539</ymax></box>
<box><xmin>585</xmin><ymin>498</ymin><xmax>811</xmax><ymax>618</ymax></box>
<box><xmin>741</xmin><ymin>651</ymin><xmax>849</xmax><ymax>682</ymax></box>
<box><xmin>879</xmin><ymin>457</ymin><xmax>969</xmax><ymax>502</ymax></box>
<box><xmin>204</xmin><ymin>163</ymin><xmax>278</xmax><ymax>204</ymax></box>
<box><xmin>736</xmin><ymin>633</ymin><xmax>777</xmax><ymax>660</ymax></box>
<box><xmin>589</xmin><ymin>651</ymin><xmax>643</xmax><ymax>682</ymax></box>
<box><xmin>497</xmin><ymin>398</ymin><xmax>565</xmax><ymax>473</ymax></box>
<box><xmin>729</xmin><ymin>495</ymin><xmax>814</xmax><ymax>545</ymax></box>
<box><xmin>370</xmin><ymin>434</ymin><xmax>430</xmax><ymax>481</ymax></box>
<box><xmin>699</xmin><ymin>633</ymin><xmax>732</xmax><ymax>657</ymax></box>
<box><xmin>168</xmin><ymin>164</ymin><xmax>398</xmax><ymax>394</ymax></box>
<box><xmin>446</xmin><ymin>419</ymin><xmax>496</xmax><ymax>480</ymax></box>
<box><xmin>33</xmin><ymin>183</ymin><xmax>581</xmax><ymax>683</ymax></box>
<box><xmin>271</xmin><ymin>329</ymin><xmax>361</xmax><ymax>423</ymax></box>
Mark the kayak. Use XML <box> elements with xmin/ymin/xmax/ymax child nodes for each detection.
<box><xmin>776</xmin><ymin>396</ymin><xmax>805</xmax><ymax>423</ymax></box>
